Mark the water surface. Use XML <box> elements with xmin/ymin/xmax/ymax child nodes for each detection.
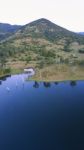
<box><xmin>0</xmin><ymin>74</ymin><xmax>84</xmax><ymax>150</ymax></box>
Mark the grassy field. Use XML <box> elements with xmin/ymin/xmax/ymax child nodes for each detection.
<box><xmin>31</xmin><ymin>64</ymin><xmax>84</xmax><ymax>81</ymax></box>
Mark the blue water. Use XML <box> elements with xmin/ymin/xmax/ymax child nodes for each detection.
<box><xmin>0</xmin><ymin>74</ymin><xmax>84</xmax><ymax>150</ymax></box>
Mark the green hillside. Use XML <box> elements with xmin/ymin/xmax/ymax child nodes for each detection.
<box><xmin>0</xmin><ymin>18</ymin><xmax>84</xmax><ymax>80</ymax></box>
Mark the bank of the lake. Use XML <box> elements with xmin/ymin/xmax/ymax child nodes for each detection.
<box><xmin>30</xmin><ymin>64</ymin><xmax>84</xmax><ymax>82</ymax></box>
<box><xmin>1</xmin><ymin>64</ymin><xmax>84</xmax><ymax>82</ymax></box>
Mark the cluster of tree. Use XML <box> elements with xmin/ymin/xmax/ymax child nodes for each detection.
<box><xmin>40</xmin><ymin>49</ymin><xmax>55</xmax><ymax>58</ymax></box>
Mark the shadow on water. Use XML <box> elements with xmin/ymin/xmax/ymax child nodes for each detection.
<box><xmin>0</xmin><ymin>80</ymin><xmax>2</xmax><ymax>85</ymax></box>
<box><xmin>54</xmin><ymin>82</ymin><xmax>59</xmax><ymax>85</ymax></box>
<box><xmin>33</xmin><ymin>81</ymin><xmax>39</xmax><ymax>88</ymax></box>
<box><xmin>32</xmin><ymin>80</ymin><xmax>78</xmax><ymax>89</ymax></box>
<box><xmin>33</xmin><ymin>82</ymin><xmax>52</xmax><ymax>88</ymax></box>
<box><xmin>70</xmin><ymin>81</ymin><xmax>77</xmax><ymax>87</ymax></box>
<box><xmin>43</xmin><ymin>82</ymin><xmax>51</xmax><ymax>88</ymax></box>
<box><xmin>0</xmin><ymin>75</ymin><xmax>11</xmax><ymax>86</ymax></box>
<box><xmin>0</xmin><ymin>74</ymin><xmax>11</xmax><ymax>81</ymax></box>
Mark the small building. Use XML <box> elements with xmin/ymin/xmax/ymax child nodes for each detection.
<box><xmin>24</xmin><ymin>67</ymin><xmax>35</xmax><ymax>76</ymax></box>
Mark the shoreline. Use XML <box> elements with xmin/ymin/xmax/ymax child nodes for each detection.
<box><xmin>0</xmin><ymin>64</ymin><xmax>84</xmax><ymax>82</ymax></box>
<box><xmin>0</xmin><ymin>74</ymin><xmax>11</xmax><ymax>79</ymax></box>
<box><xmin>0</xmin><ymin>72</ymin><xmax>84</xmax><ymax>82</ymax></box>
<box><xmin>29</xmin><ymin>77</ymin><xmax>84</xmax><ymax>82</ymax></box>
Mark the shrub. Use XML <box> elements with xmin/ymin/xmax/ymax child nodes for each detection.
<box><xmin>38</xmin><ymin>61</ymin><xmax>44</xmax><ymax>68</ymax></box>
<box><xmin>3</xmin><ymin>68</ymin><xmax>11</xmax><ymax>74</ymax></box>
<box><xmin>26</xmin><ymin>56</ymin><xmax>32</xmax><ymax>62</ymax></box>
<box><xmin>77</xmin><ymin>60</ymin><xmax>84</xmax><ymax>66</ymax></box>
<box><xmin>79</xmin><ymin>49</ymin><xmax>84</xmax><ymax>53</ymax></box>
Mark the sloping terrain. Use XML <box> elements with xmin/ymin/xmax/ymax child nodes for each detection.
<box><xmin>0</xmin><ymin>18</ymin><xmax>84</xmax><ymax>73</ymax></box>
<box><xmin>0</xmin><ymin>23</ymin><xmax>21</xmax><ymax>41</ymax></box>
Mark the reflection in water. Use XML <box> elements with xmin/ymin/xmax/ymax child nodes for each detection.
<box><xmin>33</xmin><ymin>81</ymin><xmax>39</xmax><ymax>88</ymax></box>
<box><xmin>54</xmin><ymin>82</ymin><xmax>59</xmax><ymax>85</ymax></box>
<box><xmin>43</xmin><ymin>82</ymin><xmax>51</xmax><ymax>88</ymax></box>
<box><xmin>0</xmin><ymin>76</ymin><xmax>6</xmax><ymax>81</ymax></box>
<box><xmin>27</xmin><ymin>70</ymin><xmax>35</xmax><ymax>78</ymax></box>
<box><xmin>70</xmin><ymin>81</ymin><xmax>77</xmax><ymax>87</ymax></box>
<box><xmin>0</xmin><ymin>75</ymin><xmax>11</xmax><ymax>81</ymax></box>
<box><xmin>0</xmin><ymin>75</ymin><xmax>11</xmax><ymax>86</ymax></box>
<box><xmin>0</xmin><ymin>80</ymin><xmax>2</xmax><ymax>85</ymax></box>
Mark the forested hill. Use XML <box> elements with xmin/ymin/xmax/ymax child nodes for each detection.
<box><xmin>0</xmin><ymin>18</ymin><xmax>84</xmax><ymax>69</ymax></box>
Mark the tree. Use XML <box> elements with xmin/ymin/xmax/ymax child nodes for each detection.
<box><xmin>0</xmin><ymin>56</ymin><xmax>7</xmax><ymax>68</ymax></box>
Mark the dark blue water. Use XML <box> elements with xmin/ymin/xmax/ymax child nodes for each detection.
<box><xmin>0</xmin><ymin>74</ymin><xmax>84</xmax><ymax>150</ymax></box>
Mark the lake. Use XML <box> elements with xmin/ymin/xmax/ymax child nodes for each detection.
<box><xmin>0</xmin><ymin>74</ymin><xmax>84</xmax><ymax>150</ymax></box>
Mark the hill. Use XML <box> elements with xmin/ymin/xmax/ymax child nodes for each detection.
<box><xmin>0</xmin><ymin>18</ymin><xmax>84</xmax><ymax>79</ymax></box>
<box><xmin>9</xmin><ymin>18</ymin><xmax>84</xmax><ymax>44</ymax></box>
<box><xmin>0</xmin><ymin>23</ymin><xmax>21</xmax><ymax>41</ymax></box>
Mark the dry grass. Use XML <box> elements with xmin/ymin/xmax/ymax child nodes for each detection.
<box><xmin>31</xmin><ymin>64</ymin><xmax>84</xmax><ymax>81</ymax></box>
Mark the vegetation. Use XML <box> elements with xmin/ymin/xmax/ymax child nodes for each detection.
<box><xmin>0</xmin><ymin>18</ymin><xmax>84</xmax><ymax>80</ymax></box>
<box><xmin>31</xmin><ymin>64</ymin><xmax>84</xmax><ymax>81</ymax></box>
<box><xmin>0</xmin><ymin>23</ymin><xmax>21</xmax><ymax>41</ymax></box>
<box><xmin>79</xmin><ymin>48</ymin><xmax>84</xmax><ymax>53</ymax></box>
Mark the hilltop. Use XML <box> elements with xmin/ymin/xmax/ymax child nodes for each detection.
<box><xmin>6</xmin><ymin>18</ymin><xmax>84</xmax><ymax>44</ymax></box>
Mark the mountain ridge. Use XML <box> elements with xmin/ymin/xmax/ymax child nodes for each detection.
<box><xmin>0</xmin><ymin>18</ymin><xmax>84</xmax><ymax>43</ymax></box>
